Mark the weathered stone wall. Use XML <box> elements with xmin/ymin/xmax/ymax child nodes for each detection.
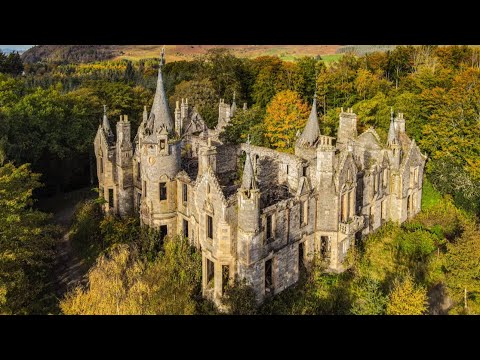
<box><xmin>216</xmin><ymin>144</ymin><xmax>238</xmax><ymax>174</ymax></box>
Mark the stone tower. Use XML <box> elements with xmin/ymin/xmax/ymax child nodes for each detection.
<box><xmin>139</xmin><ymin>48</ymin><xmax>181</xmax><ymax>237</ymax></box>
<box><xmin>337</xmin><ymin>108</ymin><xmax>357</xmax><ymax>147</ymax></box>
<box><xmin>115</xmin><ymin>114</ymin><xmax>134</xmax><ymax>216</ymax></box>
<box><xmin>236</xmin><ymin>146</ymin><xmax>263</xmax><ymax>301</ymax></box>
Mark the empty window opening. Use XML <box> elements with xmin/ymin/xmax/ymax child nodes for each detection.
<box><xmin>182</xmin><ymin>183</ymin><xmax>188</xmax><ymax>203</ymax></box>
<box><xmin>183</xmin><ymin>219</ymin><xmax>189</xmax><ymax>238</ymax></box>
<box><xmin>265</xmin><ymin>259</ymin><xmax>273</xmax><ymax>293</ymax></box>
<box><xmin>299</xmin><ymin>242</ymin><xmax>305</xmax><ymax>269</ymax></box>
<box><xmin>222</xmin><ymin>265</ymin><xmax>229</xmax><ymax>295</ymax></box>
<box><xmin>136</xmin><ymin>192</ymin><xmax>141</xmax><ymax>210</ymax></box>
<box><xmin>99</xmin><ymin>158</ymin><xmax>103</xmax><ymax>174</ymax></box>
<box><xmin>341</xmin><ymin>193</ymin><xmax>348</xmax><ymax>222</ymax></box>
<box><xmin>143</xmin><ymin>181</ymin><xmax>147</xmax><ymax>198</ymax></box>
<box><xmin>206</xmin><ymin>258</ymin><xmax>214</xmax><ymax>288</ymax></box>
<box><xmin>159</xmin><ymin>225</ymin><xmax>168</xmax><ymax>244</ymax></box>
<box><xmin>207</xmin><ymin>215</ymin><xmax>213</xmax><ymax>239</ymax></box>
<box><xmin>108</xmin><ymin>189</ymin><xmax>114</xmax><ymax>209</ymax></box>
<box><xmin>286</xmin><ymin>164</ymin><xmax>289</xmax><ymax>174</ymax></box>
<box><xmin>302</xmin><ymin>166</ymin><xmax>307</xmax><ymax>177</ymax></box>
<box><xmin>160</xmin><ymin>140</ymin><xmax>166</xmax><ymax>150</ymax></box>
<box><xmin>320</xmin><ymin>236</ymin><xmax>330</xmax><ymax>259</ymax></box>
<box><xmin>137</xmin><ymin>162</ymin><xmax>141</xmax><ymax>180</ymax></box>
<box><xmin>266</xmin><ymin>214</ymin><xmax>273</xmax><ymax>241</ymax></box>
<box><xmin>159</xmin><ymin>182</ymin><xmax>167</xmax><ymax>200</ymax></box>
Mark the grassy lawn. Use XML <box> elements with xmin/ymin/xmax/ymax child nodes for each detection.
<box><xmin>321</xmin><ymin>54</ymin><xmax>343</xmax><ymax>65</ymax></box>
<box><xmin>421</xmin><ymin>178</ymin><xmax>443</xmax><ymax>211</ymax></box>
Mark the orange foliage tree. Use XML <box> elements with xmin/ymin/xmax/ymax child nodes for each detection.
<box><xmin>263</xmin><ymin>90</ymin><xmax>310</xmax><ymax>152</ymax></box>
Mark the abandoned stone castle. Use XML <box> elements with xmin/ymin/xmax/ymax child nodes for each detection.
<box><xmin>94</xmin><ymin>51</ymin><xmax>427</xmax><ymax>306</ymax></box>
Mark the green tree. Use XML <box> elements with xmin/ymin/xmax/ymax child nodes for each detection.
<box><xmin>219</xmin><ymin>106</ymin><xmax>266</xmax><ymax>146</ymax></box>
<box><xmin>350</xmin><ymin>277</ymin><xmax>387</xmax><ymax>315</ymax></box>
<box><xmin>222</xmin><ymin>279</ymin><xmax>258</xmax><ymax>315</ymax></box>
<box><xmin>386</xmin><ymin>275</ymin><xmax>428</xmax><ymax>315</ymax></box>
<box><xmin>0</xmin><ymin>163</ymin><xmax>58</xmax><ymax>314</ymax></box>
<box><xmin>169</xmin><ymin>79</ymin><xmax>218</xmax><ymax>128</ymax></box>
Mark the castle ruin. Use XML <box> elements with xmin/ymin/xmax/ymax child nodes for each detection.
<box><xmin>94</xmin><ymin>50</ymin><xmax>427</xmax><ymax>306</ymax></box>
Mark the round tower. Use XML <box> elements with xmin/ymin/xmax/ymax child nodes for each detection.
<box><xmin>138</xmin><ymin>47</ymin><xmax>181</xmax><ymax>236</ymax></box>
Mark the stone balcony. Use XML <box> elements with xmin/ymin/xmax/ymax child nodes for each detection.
<box><xmin>339</xmin><ymin>215</ymin><xmax>365</xmax><ymax>235</ymax></box>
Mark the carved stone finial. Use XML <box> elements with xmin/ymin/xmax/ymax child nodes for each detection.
<box><xmin>160</xmin><ymin>46</ymin><xmax>165</xmax><ymax>67</ymax></box>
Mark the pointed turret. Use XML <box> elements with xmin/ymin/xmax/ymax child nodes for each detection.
<box><xmin>102</xmin><ymin>105</ymin><xmax>113</xmax><ymax>136</ymax></box>
<box><xmin>298</xmin><ymin>94</ymin><xmax>320</xmax><ymax>147</ymax></box>
<box><xmin>387</xmin><ymin>108</ymin><xmax>398</xmax><ymax>146</ymax></box>
<box><xmin>142</xmin><ymin>105</ymin><xmax>148</xmax><ymax>123</ymax></box>
<box><xmin>242</xmin><ymin>152</ymin><xmax>257</xmax><ymax>190</ymax></box>
<box><xmin>148</xmin><ymin>47</ymin><xmax>173</xmax><ymax>134</ymax></box>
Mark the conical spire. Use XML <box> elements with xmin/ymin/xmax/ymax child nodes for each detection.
<box><xmin>298</xmin><ymin>94</ymin><xmax>320</xmax><ymax>146</ymax></box>
<box><xmin>242</xmin><ymin>136</ymin><xmax>256</xmax><ymax>190</ymax></box>
<box><xmin>387</xmin><ymin>107</ymin><xmax>398</xmax><ymax>146</ymax></box>
<box><xmin>102</xmin><ymin>105</ymin><xmax>113</xmax><ymax>137</ymax></box>
<box><xmin>149</xmin><ymin>47</ymin><xmax>173</xmax><ymax>133</ymax></box>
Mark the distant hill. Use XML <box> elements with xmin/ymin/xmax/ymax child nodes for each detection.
<box><xmin>21</xmin><ymin>45</ymin><xmax>344</xmax><ymax>64</ymax></box>
<box><xmin>21</xmin><ymin>45</ymin><xmax>123</xmax><ymax>64</ymax></box>
<box><xmin>0</xmin><ymin>48</ymin><xmax>26</xmax><ymax>54</ymax></box>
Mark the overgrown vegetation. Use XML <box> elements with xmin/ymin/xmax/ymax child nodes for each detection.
<box><xmin>2</xmin><ymin>45</ymin><xmax>480</xmax><ymax>314</ymax></box>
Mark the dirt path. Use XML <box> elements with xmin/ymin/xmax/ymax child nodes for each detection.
<box><xmin>39</xmin><ymin>188</ymin><xmax>96</xmax><ymax>299</ymax></box>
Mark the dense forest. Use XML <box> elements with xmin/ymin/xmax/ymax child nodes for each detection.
<box><xmin>1</xmin><ymin>45</ymin><xmax>479</xmax><ymax>314</ymax></box>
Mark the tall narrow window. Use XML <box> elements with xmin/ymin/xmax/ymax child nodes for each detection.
<box><xmin>143</xmin><ymin>181</ymin><xmax>147</xmax><ymax>198</ymax></box>
<box><xmin>320</xmin><ymin>236</ymin><xmax>329</xmax><ymax>259</ymax></box>
<box><xmin>206</xmin><ymin>215</ymin><xmax>213</xmax><ymax>239</ymax></box>
<box><xmin>159</xmin><ymin>182</ymin><xmax>167</xmax><ymax>200</ymax></box>
<box><xmin>373</xmin><ymin>172</ymin><xmax>377</xmax><ymax>195</ymax></box>
<box><xmin>183</xmin><ymin>183</ymin><xmax>188</xmax><ymax>203</ymax></box>
<box><xmin>302</xmin><ymin>166</ymin><xmax>307</xmax><ymax>177</ymax></box>
<box><xmin>222</xmin><ymin>265</ymin><xmax>229</xmax><ymax>295</ymax></box>
<box><xmin>341</xmin><ymin>193</ymin><xmax>348</xmax><ymax>222</ymax></box>
<box><xmin>266</xmin><ymin>214</ymin><xmax>273</xmax><ymax>241</ymax></box>
<box><xmin>159</xmin><ymin>225</ymin><xmax>168</xmax><ymax>244</ymax></box>
<box><xmin>265</xmin><ymin>259</ymin><xmax>273</xmax><ymax>293</ymax></box>
<box><xmin>286</xmin><ymin>164</ymin><xmax>289</xmax><ymax>174</ymax></box>
<box><xmin>300</xmin><ymin>200</ymin><xmax>308</xmax><ymax>226</ymax></box>
<box><xmin>206</xmin><ymin>258</ymin><xmax>214</xmax><ymax>287</ymax></box>
<box><xmin>99</xmin><ymin>158</ymin><xmax>103</xmax><ymax>174</ymax></box>
<box><xmin>136</xmin><ymin>192</ymin><xmax>141</xmax><ymax>210</ymax></box>
<box><xmin>108</xmin><ymin>189</ymin><xmax>114</xmax><ymax>209</ymax></box>
<box><xmin>137</xmin><ymin>162</ymin><xmax>141</xmax><ymax>180</ymax></box>
<box><xmin>299</xmin><ymin>242</ymin><xmax>305</xmax><ymax>269</ymax></box>
<box><xmin>183</xmin><ymin>219</ymin><xmax>189</xmax><ymax>238</ymax></box>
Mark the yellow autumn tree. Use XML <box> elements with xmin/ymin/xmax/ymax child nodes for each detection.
<box><xmin>263</xmin><ymin>90</ymin><xmax>310</xmax><ymax>152</ymax></box>
<box><xmin>61</xmin><ymin>236</ymin><xmax>202</xmax><ymax>315</ymax></box>
<box><xmin>386</xmin><ymin>275</ymin><xmax>428</xmax><ymax>315</ymax></box>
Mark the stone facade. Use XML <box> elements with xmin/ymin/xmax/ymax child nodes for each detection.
<box><xmin>94</xmin><ymin>52</ymin><xmax>427</xmax><ymax>307</ymax></box>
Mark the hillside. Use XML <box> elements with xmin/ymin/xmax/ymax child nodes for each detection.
<box><xmin>22</xmin><ymin>45</ymin><xmax>342</xmax><ymax>63</ymax></box>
